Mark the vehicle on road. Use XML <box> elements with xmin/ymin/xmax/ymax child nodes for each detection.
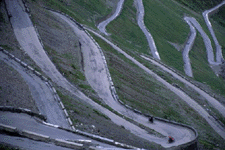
<box><xmin>168</xmin><ymin>136</ymin><xmax>175</xmax><ymax>143</ymax></box>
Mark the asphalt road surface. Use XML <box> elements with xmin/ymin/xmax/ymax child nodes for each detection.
<box><xmin>134</xmin><ymin>0</ymin><xmax>160</xmax><ymax>60</ymax></box>
<box><xmin>0</xmin><ymin>134</ymin><xmax>72</xmax><ymax>150</ymax></box>
<box><xmin>182</xmin><ymin>17</ymin><xmax>196</xmax><ymax>77</ymax></box>
<box><xmin>85</xmin><ymin>28</ymin><xmax>225</xmax><ymax>140</ymax></box>
<box><xmin>97</xmin><ymin>0</ymin><xmax>124</xmax><ymax>35</ymax></box>
<box><xmin>0</xmin><ymin>111</ymin><xmax>125</xmax><ymax>149</ymax></box>
<box><xmin>202</xmin><ymin>1</ymin><xmax>225</xmax><ymax>63</ymax></box>
<box><xmin>4</xmin><ymin>0</ymin><xmax>225</xmax><ymax>149</ymax></box>
<box><xmin>6</xmin><ymin>0</ymin><xmax>187</xmax><ymax>148</ymax></box>
<box><xmin>0</xmin><ymin>51</ymin><xmax>70</xmax><ymax>129</ymax></box>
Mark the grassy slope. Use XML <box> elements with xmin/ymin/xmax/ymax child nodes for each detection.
<box><xmin>38</xmin><ymin>0</ymin><xmax>225</xmax><ymax>98</ymax></box>
<box><xmin>104</xmin><ymin>0</ymin><xmax>225</xmax><ymax>96</ymax></box>
<box><xmin>174</xmin><ymin>0</ymin><xmax>223</xmax><ymax>13</ymax></box>
<box><xmin>25</xmin><ymin>1</ymin><xmax>162</xmax><ymax>149</ymax></box>
<box><xmin>91</xmin><ymin>32</ymin><xmax>225</xmax><ymax>150</ymax></box>
<box><xmin>42</xmin><ymin>0</ymin><xmax>115</xmax><ymax>28</ymax></box>
<box><xmin>21</xmin><ymin>0</ymin><xmax>225</xmax><ymax>149</ymax></box>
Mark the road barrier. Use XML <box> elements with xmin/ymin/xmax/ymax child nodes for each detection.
<box><xmin>0</xmin><ymin>106</ymin><xmax>47</xmax><ymax>121</ymax></box>
<box><xmin>0</xmin><ymin>48</ymin><xmax>74</xmax><ymax>130</ymax></box>
<box><xmin>0</xmin><ymin>123</ymin><xmax>17</xmax><ymax>133</ymax></box>
<box><xmin>54</xmin><ymin>138</ymin><xmax>83</xmax><ymax>149</ymax></box>
<box><xmin>21</xmin><ymin>130</ymin><xmax>50</xmax><ymax>142</ymax></box>
<box><xmin>0</xmin><ymin>121</ymin><xmax>137</xmax><ymax>150</ymax></box>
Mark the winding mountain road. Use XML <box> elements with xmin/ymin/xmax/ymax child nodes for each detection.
<box><xmin>183</xmin><ymin>1</ymin><xmax>225</xmax><ymax>76</ymax></box>
<box><xmin>5</xmin><ymin>0</ymin><xmax>194</xmax><ymax>148</ymax></box>
<box><xmin>184</xmin><ymin>17</ymin><xmax>219</xmax><ymax>66</ymax></box>
<box><xmin>203</xmin><ymin>1</ymin><xmax>225</xmax><ymax>63</ymax></box>
<box><xmin>50</xmin><ymin>11</ymin><xmax>196</xmax><ymax>148</ymax></box>
<box><xmin>0</xmin><ymin>111</ymin><xmax>123</xmax><ymax>149</ymax></box>
<box><xmin>97</xmin><ymin>0</ymin><xmax>161</xmax><ymax>60</ymax></box>
<box><xmin>182</xmin><ymin>17</ymin><xmax>196</xmax><ymax>77</ymax></box>
<box><xmin>0</xmin><ymin>51</ymin><xmax>70</xmax><ymax>129</ymax></box>
<box><xmin>85</xmin><ymin>28</ymin><xmax>225</xmax><ymax>140</ymax></box>
<box><xmin>134</xmin><ymin>0</ymin><xmax>160</xmax><ymax>60</ymax></box>
<box><xmin>97</xmin><ymin>0</ymin><xmax>124</xmax><ymax>35</ymax></box>
<box><xmin>4</xmin><ymin>0</ymin><xmax>225</xmax><ymax>149</ymax></box>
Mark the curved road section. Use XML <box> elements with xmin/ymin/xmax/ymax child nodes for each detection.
<box><xmin>0</xmin><ymin>111</ymin><xmax>123</xmax><ymax>149</ymax></box>
<box><xmin>182</xmin><ymin>16</ymin><xmax>221</xmax><ymax>77</ymax></box>
<box><xmin>183</xmin><ymin>17</ymin><xmax>196</xmax><ymax>77</ymax></box>
<box><xmin>52</xmin><ymin>11</ymin><xmax>196</xmax><ymax>148</ymax></box>
<box><xmin>202</xmin><ymin>1</ymin><xmax>225</xmax><ymax>63</ymax></box>
<box><xmin>135</xmin><ymin>0</ymin><xmax>160</xmax><ymax>60</ymax></box>
<box><xmin>86</xmin><ymin>28</ymin><xmax>225</xmax><ymax>140</ymax></box>
<box><xmin>97</xmin><ymin>0</ymin><xmax>124</xmax><ymax>35</ymax></box>
<box><xmin>0</xmin><ymin>51</ymin><xmax>69</xmax><ymax>129</ymax></box>
<box><xmin>5</xmin><ymin>0</ymin><xmax>193</xmax><ymax>148</ymax></box>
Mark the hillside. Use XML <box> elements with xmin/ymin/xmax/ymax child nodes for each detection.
<box><xmin>0</xmin><ymin>0</ymin><xmax>225</xmax><ymax>149</ymax></box>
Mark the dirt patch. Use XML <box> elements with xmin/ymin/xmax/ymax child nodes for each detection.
<box><xmin>0</xmin><ymin>61</ymin><xmax>38</xmax><ymax>113</ymax></box>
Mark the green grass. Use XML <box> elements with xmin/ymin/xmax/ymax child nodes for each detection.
<box><xmin>174</xmin><ymin>0</ymin><xmax>223</xmax><ymax>13</ymax></box>
<box><xmin>104</xmin><ymin>0</ymin><xmax>225</xmax><ymax>99</ymax></box>
<box><xmin>0</xmin><ymin>144</ymin><xmax>20</xmax><ymax>150</ymax></box>
<box><xmin>0</xmin><ymin>12</ymin><xmax>5</xmax><ymax>23</ymax></box>
<box><xmin>93</xmin><ymin>109</ymin><xmax>110</xmax><ymax>120</ymax></box>
<box><xmin>90</xmin><ymin>31</ymin><xmax>225</xmax><ymax>149</ymax></box>
<box><xmin>78</xmin><ymin>84</ymin><xmax>95</xmax><ymax>92</ymax></box>
<box><xmin>41</xmin><ymin>0</ymin><xmax>113</xmax><ymax>28</ymax></box>
<box><xmin>0</xmin><ymin>45</ymin><xmax>13</xmax><ymax>51</ymax></box>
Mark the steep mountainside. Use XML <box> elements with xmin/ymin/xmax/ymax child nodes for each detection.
<box><xmin>1</xmin><ymin>0</ymin><xmax>225</xmax><ymax>149</ymax></box>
